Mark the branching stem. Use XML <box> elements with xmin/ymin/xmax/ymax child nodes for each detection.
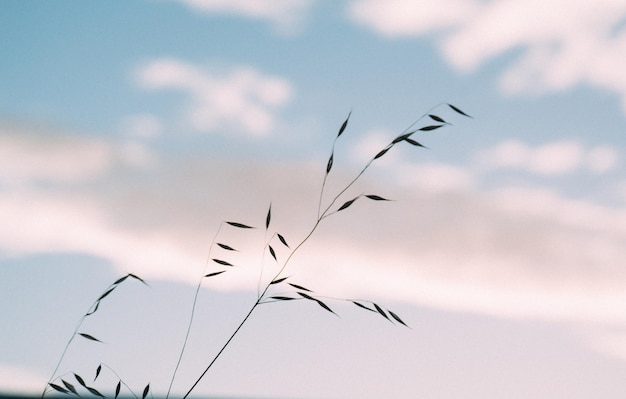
<box><xmin>180</xmin><ymin>107</ymin><xmax>445</xmax><ymax>397</ymax></box>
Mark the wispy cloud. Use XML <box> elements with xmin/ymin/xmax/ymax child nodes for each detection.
<box><xmin>476</xmin><ymin>139</ymin><xmax>620</xmax><ymax>176</ymax></box>
<box><xmin>298</xmin><ymin>183</ymin><xmax>626</xmax><ymax>326</ymax></box>
<box><xmin>170</xmin><ymin>0</ymin><xmax>313</xmax><ymax>32</ymax></box>
<box><xmin>120</xmin><ymin>113</ymin><xmax>163</xmax><ymax>139</ymax></box>
<box><xmin>0</xmin><ymin>188</ymin><xmax>201</xmax><ymax>280</ymax></box>
<box><xmin>3</xmin><ymin>122</ymin><xmax>626</xmax><ymax>361</ymax></box>
<box><xmin>348</xmin><ymin>0</ymin><xmax>626</xmax><ymax>111</ymax></box>
<box><xmin>348</xmin><ymin>0</ymin><xmax>480</xmax><ymax>36</ymax></box>
<box><xmin>339</xmin><ymin>130</ymin><xmax>626</xmax><ymax>330</ymax></box>
<box><xmin>0</xmin><ymin>127</ymin><xmax>113</xmax><ymax>186</ymax></box>
<box><xmin>0</xmin><ymin>125</ymin><xmax>156</xmax><ymax>188</ymax></box>
<box><xmin>137</xmin><ymin>59</ymin><xmax>293</xmax><ymax>136</ymax></box>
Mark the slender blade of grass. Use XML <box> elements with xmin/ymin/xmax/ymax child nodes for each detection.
<box><xmin>270</xmin><ymin>296</ymin><xmax>296</xmax><ymax>301</ymax></box>
<box><xmin>448</xmin><ymin>103</ymin><xmax>472</xmax><ymax>118</ymax></box>
<box><xmin>365</xmin><ymin>195</ymin><xmax>389</xmax><ymax>201</ymax></box>
<box><xmin>129</xmin><ymin>273</ymin><xmax>148</xmax><ymax>285</ymax></box>
<box><xmin>392</xmin><ymin>131</ymin><xmax>416</xmax><ymax>144</ymax></box>
<box><xmin>419</xmin><ymin>124</ymin><xmax>443</xmax><ymax>131</ymax></box>
<box><xmin>61</xmin><ymin>381</ymin><xmax>77</xmax><ymax>395</ymax></box>
<box><xmin>48</xmin><ymin>383</ymin><xmax>69</xmax><ymax>394</ymax></box>
<box><xmin>270</xmin><ymin>277</ymin><xmax>288</xmax><ymax>285</ymax></box>
<box><xmin>289</xmin><ymin>283</ymin><xmax>312</xmax><ymax>292</ymax></box>
<box><xmin>326</xmin><ymin>153</ymin><xmax>334</xmax><ymax>174</ymax></box>
<box><xmin>373</xmin><ymin>303</ymin><xmax>389</xmax><ymax>320</ymax></box>
<box><xmin>374</xmin><ymin>146</ymin><xmax>391</xmax><ymax>159</ymax></box>
<box><xmin>212</xmin><ymin>259</ymin><xmax>233</xmax><ymax>266</ymax></box>
<box><xmin>87</xmin><ymin>387</ymin><xmax>104</xmax><ymax>398</ymax></box>
<box><xmin>226</xmin><ymin>221</ymin><xmax>254</xmax><ymax>229</ymax></box>
<box><xmin>78</xmin><ymin>333</ymin><xmax>101</xmax><ymax>342</ymax></box>
<box><xmin>337</xmin><ymin>111</ymin><xmax>351</xmax><ymax>137</ymax></box>
<box><xmin>97</xmin><ymin>287</ymin><xmax>115</xmax><ymax>301</ymax></box>
<box><xmin>338</xmin><ymin>196</ymin><xmax>359</xmax><ymax>211</ymax></box>
<box><xmin>353</xmin><ymin>301</ymin><xmax>375</xmax><ymax>312</ymax></box>
<box><xmin>217</xmin><ymin>243</ymin><xmax>237</xmax><ymax>251</ymax></box>
<box><xmin>389</xmin><ymin>310</ymin><xmax>409</xmax><ymax>327</ymax></box>
<box><xmin>113</xmin><ymin>275</ymin><xmax>129</xmax><ymax>285</ymax></box>
<box><xmin>74</xmin><ymin>374</ymin><xmax>86</xmax><ymax>388</ymax></box>
<box><xmin>277</xmin><ymin>233</ymin><xmax>289</xmax><ymax>247</ymax></box>
<box><xmin>405</xmin><ymin>138</ymin><xmax>427</xmax><ymax>148</ymax></box>
<box><xmin>297</xmin><ymin>292</ymin><xmax>315</xmax><ymax>301</ymax></box>
<box><xmin>429</xmin><ymin>114</ymin><xmax>446</xmax><ymax>123</ymax></box>
<box><xmin>205</xmin><ymin>271</ymin><xmax>226</xmax><ymax>278</ymax></box>
<box><xmin>315</xmin><ymin>299</ymin><xmax>335</xmax><ymax>315</ymax></box>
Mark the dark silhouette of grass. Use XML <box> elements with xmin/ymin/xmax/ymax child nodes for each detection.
<box><xmin>42</xmin><ymin>103</ymin><xmax>471</xmax><ymax>399</ymax></box>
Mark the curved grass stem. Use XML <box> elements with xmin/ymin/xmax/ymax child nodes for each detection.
<box><xmin>165</xmin><ymin>223</ymin><xmax>224</xmax><ymax>399</ymax></box>
<box><xmin>42</xmin><ymin>283</ymin><xmax>112</xmax><ymax>398</ymax></box>
<box><xmin>176</xmin><ymin>103</ymin><xmax>463</xmax><ymax>397</ymax></box>
<box><xmin>181</xmin><ymin>299</ymin><xmax>260</xmax><ymax>399</ymax></box>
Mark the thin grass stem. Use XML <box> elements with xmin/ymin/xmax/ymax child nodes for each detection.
<box><xmin>42</xmin><ymin>284</ymin><xmax>112</xmax><ymax>398</ymax></box>
<box><xmin>177</xmin><ymin>103</ymin><xmax>460</xmax><ymax>398</ymax></box>
<box><xmin>165</xmin><ymin>223</ymin><xmax>224</xmax><ymax>399</ymax></box>
<box><xmin>181</xmin><ymin>298</ymin><xmax>260</xmax><ymax>399</ymax></box>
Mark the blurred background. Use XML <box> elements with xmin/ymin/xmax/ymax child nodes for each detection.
<box><xmin>2</xmin><ymin>1</ymin><xmax>626</xmax><ymax>398</ymax></box>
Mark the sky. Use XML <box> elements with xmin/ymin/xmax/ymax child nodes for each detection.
<box><xmin>2</xmin><ymin>1</ymin><xmax>626</xmax><ymax>398</ymax></box>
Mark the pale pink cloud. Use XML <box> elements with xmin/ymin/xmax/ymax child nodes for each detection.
<box><xmin>477</xmin><ymin>139</ymin><xmax>619</xmax><ymax>175</ymax></box>
<box><xmin>348</xmin><ymin>0</ymin><xmax>626</xmax><ymax>111</ymax></box>
<box><xmin>172</xmin><ymin>0</ymin><xmax>312</xmax><ymax>31</ymax></box>
<box><xmin>138</xmin><ymin>59</ymin><xmax>293</xmax><ymax>136</ymax></box>
<box><xmin>3</xmin><ymin>123</ymin><xmax>626</xmax><ymax>363</ymax></box>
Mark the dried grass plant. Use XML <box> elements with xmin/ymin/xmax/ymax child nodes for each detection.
<box><xmin>42</xmin><ymin>103</ymin><xmax>471</xmax><ymax>399</ymax></box>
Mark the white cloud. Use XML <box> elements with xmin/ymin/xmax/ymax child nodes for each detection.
<box><xmin>137</xmin><ymin>59</ymin><xmax>293</xmax><ymax>136</ymax></box>
<box><xmin>121</xmin><ymin>114</ymin><xmax>162</xmax><ymax>139</ymax></box>
<box><xmin>348</xmin><ymin>0</ymin><xmax>626</xmax><ymax>111</ymax></box>
<box><xmin>0</xmin><ymin>127</ymin><xmax>308</xmax><ymax>290</ymax></box>
<box><xmin>586</xmin><ymin>145</ymin><xmax>620</xmax><ymax>174</ymax></box>
<box><xmin>477</xmin><ymin>139</ymin><xmax>619</xmax><ymax>175</ymax></box>
<box><xmin>0</xmin><ymin>126</ymin><xmax>157</xmax><ymax>187</ymax></box>
<box><xmin>294</xmin><ymin>183</ymin><xmax>626</xmax><ymax>328</ymax></box>
<box><xmin>348</xmin><ymin>0</ymin><xmax>479</xmax><ymax>37</ymax></box>
<box><xmin>528</xmin><ymin>141</ymin><xmax>584</xmax><ymax>175</ymax></box>
<box><xmin>400</xmin><ymin>162</ymin><xmax>474</xmax><ymax>192</ymax></box>
<box><xmin>477</xmin><ymin>139</ymin><xmax>530</xmax><ymax>169</ymax></box>
<box><xmin>0</xmin><ymin>127</ymin><xmax>113</xmax><ymax>186</ymax></box>
<box><xmin>0</xmin><ymin>189</ymin><xmax>204</xmax><ymax>285</ymax></box>
<box><xmin>2</xmin><ymin>123</ymin><xmax>626</xmax><ymax>361</ymax></box>
<box><xmin>171</xmin><ymin>0</ymin><xmax>312</xmax><ymax>32</ymax></box>
<box><xmin>118</xmin><ymin>141</ymin><xmax>158</xmax><ymax>168</ymax></box>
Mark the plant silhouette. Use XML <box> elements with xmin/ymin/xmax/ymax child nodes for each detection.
<box><xmin>42</xmin><ymin>103</ymin><xmax>471</xmax><ymax>399</ymax></box>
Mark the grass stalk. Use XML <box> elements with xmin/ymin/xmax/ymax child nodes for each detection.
<box><xmin>44</xmin><ymin>103</ymin><xmax>471</xmax><ymax>399</ymax></box>
<box><xmin>165</xmin><ymin>223</ymin><xmax>225</xmax><ymax>399</ymax></box>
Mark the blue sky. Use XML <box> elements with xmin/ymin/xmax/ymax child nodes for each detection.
<box><xmin>2</xmin><ymin>1</ymin><xmax>626</xmax><ymax>398</ymax></box>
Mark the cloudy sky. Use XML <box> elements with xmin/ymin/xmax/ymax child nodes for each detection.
<box><xmin>2</xmin><ymin>1</ymin><xmax>626</xmax><ymax>398</ymax></box>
